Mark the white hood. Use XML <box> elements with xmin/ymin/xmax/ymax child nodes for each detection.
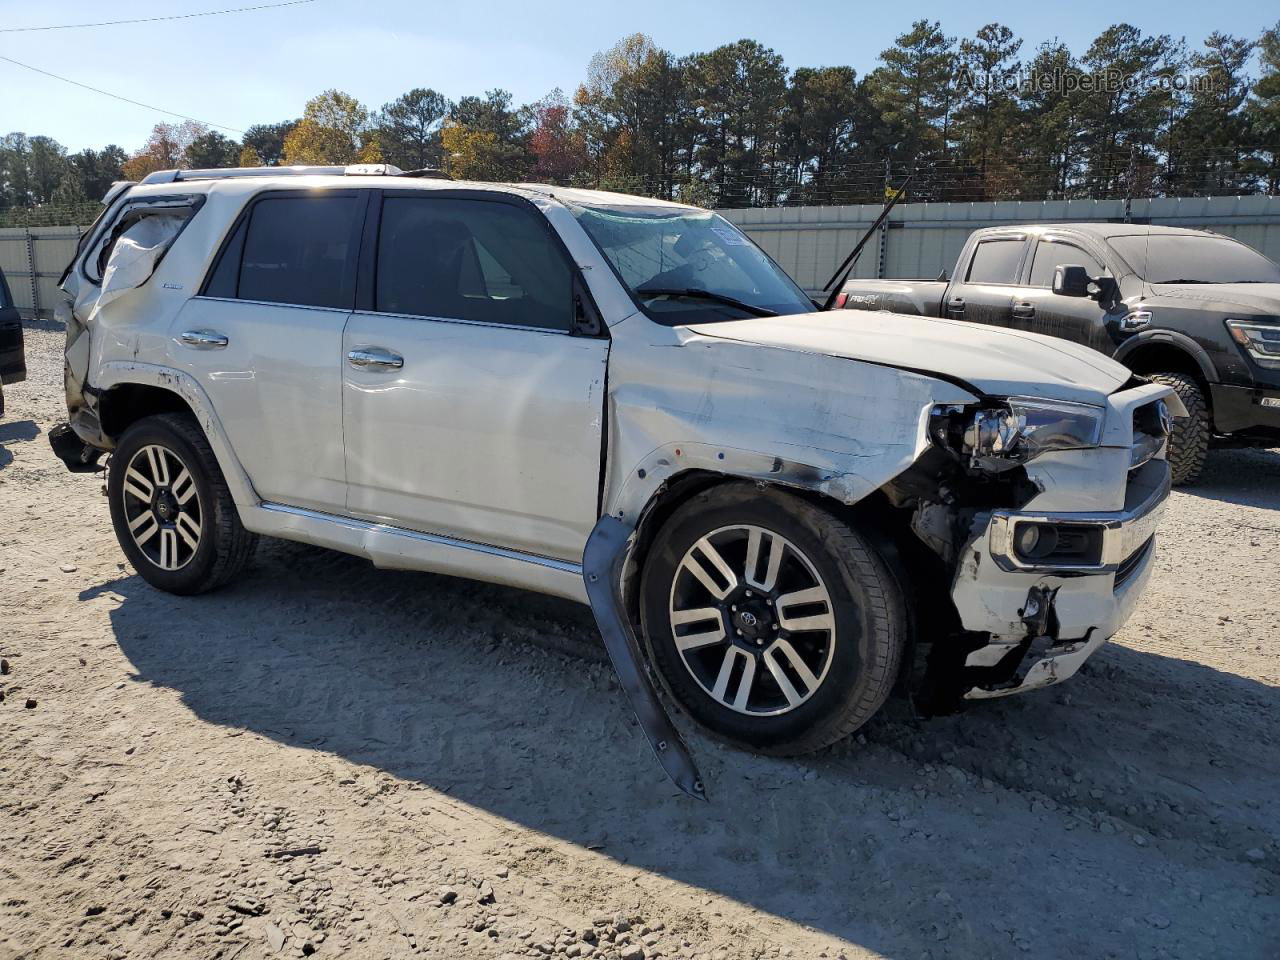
<box><xmin>688</xmin><ymin>310</ymin><xmax>1130</xmax><ymax>406</ymax></box>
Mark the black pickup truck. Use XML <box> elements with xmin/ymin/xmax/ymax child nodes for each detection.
<box><xmin>0</xmin><ymin>265</ymin><xmax>26</xmax><ymax>419</ymax></box>
<box><xmin>839</xmin><ymin>223</ymin><xmax>1280</xmax><ymax>484</ymax></box>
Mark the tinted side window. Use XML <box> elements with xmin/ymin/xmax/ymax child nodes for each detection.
<box><xmin>966</xmin><ymin>239</ymin><xmax>1024</xmax><ymax>284</ymax></box>
<box><xmin>1029</xmin><ymin>241</ymin><xmax>1105</xmax><ymax>287</ymax></box>
<box><xmin>375</xmin><ymin>197</ymin><xmax>572</xmax><ymax>331</ymax></box>
<box><xmin>235</xmin><ymin>195</ymin><xmax>362</xmax><ymax>308</ymax></box>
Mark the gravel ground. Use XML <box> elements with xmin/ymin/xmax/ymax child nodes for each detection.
<box><xmin>1</xmin><ymin>324</ymin><xmax>1277</xmax><ymax>960</ymax></box>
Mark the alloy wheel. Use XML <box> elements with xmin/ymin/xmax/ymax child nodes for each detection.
<box><xmin>667</xmin><ymin>524</ymin><xmax>836</xmax><ymax>716</ymax></box>
<box><xmin>119</xmin><ymin>443</ymin><xmax>202</xmax><ymax>571</ymax></box>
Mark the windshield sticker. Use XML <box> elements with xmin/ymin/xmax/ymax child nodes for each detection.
<box><xmin>712</xmin><ymin>226</ymin><xmax>750</xmax><ymax>246</ymax></box>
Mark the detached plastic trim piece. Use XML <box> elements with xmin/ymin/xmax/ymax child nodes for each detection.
<box><xmin>582</xmin><ymin>515</ymin><xmax>707</xmax><ymax>802</ymax></box>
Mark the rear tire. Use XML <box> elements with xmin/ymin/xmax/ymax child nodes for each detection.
<box><xmin>108</xmin><ymin>412</ymin><xmax>257</xmax><ymax>595</ymax></box>
<box><xmin>639</xmin><ymin>483</ymin><xmax>905</xmax><ymax>755</ymax></box>
<box><xmin>1148</xmin><ymin>372</ymin><xmax>1209</xmax><ymax>486</ymax></box>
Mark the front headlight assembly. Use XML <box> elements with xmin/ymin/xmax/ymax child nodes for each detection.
<box><xmin>932</xmin><ymin>397</ymin><xmax>1105</xmax><ymax>471</ymax></box>
<box><xmin>1225</xmin><ymin>319</ymin><xmax>1280</xmax><ymax>369</ymax></box>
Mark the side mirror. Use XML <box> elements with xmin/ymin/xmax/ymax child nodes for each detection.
<box><xmin>1087</xmin><ymin>276</ymin><xmax>1119</xmax><ymax>302</ymax></box>
<box><xmin>1052</xmin><ymin>264</ymin><xmax>1092</xmax><ymax>297</ymax></box>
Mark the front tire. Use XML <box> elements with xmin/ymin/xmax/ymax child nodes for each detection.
<box><xmin>1148</xmin><ymin>372</ymin><xmax>1209</xmax><ymax>486</ymax></box>
<box><xmin>639</xmin><ymin>484</ymin><xmax>905</xmax><ymax>755</ymax></box>
<box><xmin>108</xmin><ymin>412</ymin><xmax>257</xmax><ymax>595</ymax></box>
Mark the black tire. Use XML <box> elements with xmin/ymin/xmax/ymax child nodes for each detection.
<box><xmin>1148</xmin><ymin>372</ymin><xmax>1210</xmax><ymax>486</ymax></box>
<box><xmin>639</xmin><ymin>483</ymin><xmax>905</xmax><ymax>755</ymax></box>
<box><xmin>108</xmin><ymin>412</ymin><xmax>257</xmax><ymax>595</ymax></box>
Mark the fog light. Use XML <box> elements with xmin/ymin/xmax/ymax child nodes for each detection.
<box><xmin>1015</xmin><ymin>523</ymin><xmax>1059</xmax><ymax>560</ymax></box>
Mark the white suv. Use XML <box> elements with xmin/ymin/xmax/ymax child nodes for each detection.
<box><xmin>54</xmin><ymin>165</ymin><xmax>1177</xmax><ymax>797</ymax></box>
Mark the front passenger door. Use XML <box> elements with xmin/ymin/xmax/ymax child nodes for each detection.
<box><xmin>1011</xmin><ymin>237</ymin><xmax>1117</xmax><ymax>352</ymax></box>
<box><xmin>342</xmin><ymin>192</ymin><xmax>608</xmax><ymax>562</ymax></box>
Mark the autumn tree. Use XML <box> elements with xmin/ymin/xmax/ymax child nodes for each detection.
<box><xmin>528</xmin><ymin>89</ymin><xmax>588</xmax><ymax>182</ymax></box>
<box><xmin>441</xmin><ymin>89</ymin><xmax>527</xmax><ymax>180</ymax></box>
<box><xmin>282</xmin><ymin>91</ymin><xmax>371</xmax><ymax>165</ymax></box>
<box><xmin>122</xmin><ymin>121</ymin><xmax>208</xmax><ymax>180</ymax></box>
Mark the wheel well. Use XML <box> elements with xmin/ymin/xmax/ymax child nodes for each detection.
<box><xmin>99</xmin><ymin>384</ymin><xmax>194</xmax><ymax>440</ymax></box>
<box><xmin>1122</xmin><ymin>343</ymin><xmax>1209</xmax><ymax>392</ymax></box>
<box><xmin>623</xmin><ymin>471</ymin><xmax>955</xmax><ymax>696</ymax></box>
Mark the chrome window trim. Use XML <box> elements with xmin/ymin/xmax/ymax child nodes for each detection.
<box><xmin>191</xmin><ymin>295</ymin><xmax>354</xmax><ymax>314</ymax></box>
<box><xmin>987</xmin><ymin>462</ymin><xmax>1170</xmax><ymax>575</ymax></box>
<box><xmin>349</xmin><ymin>308</ymin><xmax>571</xmax><ymax>336</ymax></box>
<box><xmin>258</xmin><ymin>502</ymin><xmax>583</xmax><ymax>575</ymax></box>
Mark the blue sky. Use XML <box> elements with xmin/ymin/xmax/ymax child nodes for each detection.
<box><xmin>1</xmin><ymin>0</ymin><xmax>1276</xmax><ymax>154</ymax></box>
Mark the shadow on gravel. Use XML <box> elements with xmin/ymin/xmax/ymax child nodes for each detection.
<box><xmin>0</xmin><ymin>418</ymin><xmax>40</xmax><ymax>471</ymax></box>
<box><xmin>85</xmin><ymin>535</ymin><xmax>1279</xmax><ymax>958</ymax></box>
<box><xmin>1184</xmin><ymin>446</ymin><xmax>1280</xmax><ymax>510</ymax></box>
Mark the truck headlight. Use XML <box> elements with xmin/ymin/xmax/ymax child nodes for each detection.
<box><xmin>1226</xmin><ymin>320</ymin><xmax>1280</xmax><ymax>369</ymax></box>
<box><xmin>934</xmin><ymin>398</ymin><xmax>1105</xmax><ymax>471</ymax></box>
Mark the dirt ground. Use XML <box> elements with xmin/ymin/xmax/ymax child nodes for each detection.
<box><xmin>1</xmin><ymin>323</ymin><xmax>1277</xmax><ymax>960</ymax></box>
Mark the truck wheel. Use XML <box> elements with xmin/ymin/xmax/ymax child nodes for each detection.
<box><xmin>108</xmin><ymin>412</ymin><xmax>257</xmax><ymax>595</ymax></box>
<box><xmin>1148</xmin><ymin>373</ymin><xmax>1209</xmax><ymax>486</ymax></box>
<box><xmin>639</xmin><ymin>483</ymin><xmax>905</xmax><ymax>755</ymax></box>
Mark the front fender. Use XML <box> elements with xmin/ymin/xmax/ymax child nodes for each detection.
<box><xmin>602</xmin><ymin>327</ymin><xmax>978</xmax><ymax>524</ymax></box>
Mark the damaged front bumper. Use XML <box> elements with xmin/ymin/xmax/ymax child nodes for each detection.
<box><xmin>951</xmin><ymin>459</ymin><xmax>1170</xmax><ymax>699</ymax></box>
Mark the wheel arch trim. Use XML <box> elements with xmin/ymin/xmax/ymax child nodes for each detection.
<box><xmin>1114</xmin><ymin>330</ymin><xmax>1218</xmax><ymax>385</ymax></box>
<box><xmin>94</xmin><ymin>361</ymin><xmax>260</xmax><ymax>507</ymax></box>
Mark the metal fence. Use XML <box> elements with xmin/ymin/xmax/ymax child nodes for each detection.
<box><xmin>2</xmin><ymin>195</ymin><xmax>1279</xmax><ymax>317</ymax></box>
<box><xmin>719</xmin><ymin>194</ymin><xmax>1280</xmax><ymax>295</ymax></box>
<box><xmin>0</xmin><ymin>225</ymin><xmax>83</xmax><ymax>319</ymax></box>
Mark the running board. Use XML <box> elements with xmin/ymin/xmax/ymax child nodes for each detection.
<box><xmin>582</xmin><ymin>516</ymin><xmax>707</xmax><ymax>802</ymax></box>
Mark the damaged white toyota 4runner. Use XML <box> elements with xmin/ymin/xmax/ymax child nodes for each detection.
<box><xmin>53</xmin><ymin>166</ymin><xmax>1178</xmax><ymax>798</ymax></box>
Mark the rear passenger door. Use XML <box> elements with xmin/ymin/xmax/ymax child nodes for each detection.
<box><xmin>341</xmin><ymin>191</ymin><xmax>608</xmax><ymax>562</ymax></box>
<box><xmin>944</xmin><ymin>234</ymin><xmax>1027</xmax><ymax>328</ymax></box>
<box><xmin>1012</xmin><ymin>236</ymin><xmax>1117</xmax><ymax>352</ymax></box>
<box><xmin>173</xmin><ymin>189</ymin><xmax>368</xmax><ymax>513</ymax></box>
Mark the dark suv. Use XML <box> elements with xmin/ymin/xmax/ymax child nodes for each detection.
<box><xmin>0</xmin><ymin>266</ymin><xmax>25</xmax><ymax>418</ymax></box>
<box><xmin>839</xmin><ymin>223</ymin><xmax>1280</xmax><ymax>484</ymax></box>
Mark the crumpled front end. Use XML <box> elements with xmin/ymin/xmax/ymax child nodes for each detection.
<box><xmin>932</xmin><ymin>383</ymin><xmax>1176</xmax><ymax>699</ymax></box>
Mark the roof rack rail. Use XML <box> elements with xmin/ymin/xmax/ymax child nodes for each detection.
<box><xmin>138</xmin><ymin>163</ymin><xmax>413</xmax><ymax>185</ymax></box>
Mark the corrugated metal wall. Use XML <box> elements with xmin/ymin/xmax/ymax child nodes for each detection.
<box><xmin>719</xmin><ymin>195</ymin><xmax>1280</xmax><ymax>295</ymax></box>
<box><xmin>0</xmin><ymin>225</ymin><xmax>84</xmax><ymax>318</ymax></box>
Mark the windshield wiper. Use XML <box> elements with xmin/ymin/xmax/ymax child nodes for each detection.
<box><xmin>1150</xmin><ymin>279</ymin><xmax>1216</xmax><ymax>284</ymax></box>
<box><xmin>635</xmin><ymin>287</ymin><xmax>778</xmax><ymax>318</ymax></box>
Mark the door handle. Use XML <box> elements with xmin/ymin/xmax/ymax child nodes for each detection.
<box><xmin>347</xmin><ymin>347</ymin><xmax>404</xmax><ymax>371</ymax></box>
<box><xmin>179</xmin><ymin>330</ymin><xmax>229</xmax><ymax>349</ymax></box>
<box><xmin>1012</xmin><ymin>301</ymin><xmax>1036</xmax><ymax>319</ymax></box>
<box><xmin>946</xmin><ymin>297</ymin><xmax>965</xmax><ymax>314</ymax></box>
